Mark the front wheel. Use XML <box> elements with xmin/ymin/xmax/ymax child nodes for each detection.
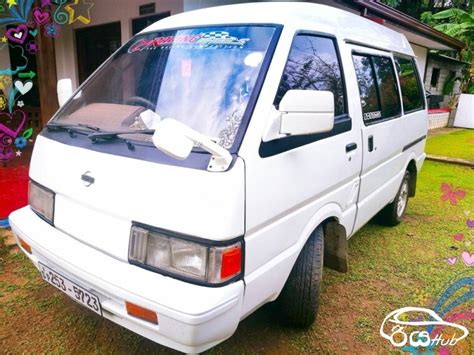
<box><xmin>379</xmin><ymin>170</ymin><xmax>411</xmax><ymax>226</ymax></box>
<box><xmin>277</xmin><ymin>226</ymin><xmax>324</xmax><ymax>328</ymax></box>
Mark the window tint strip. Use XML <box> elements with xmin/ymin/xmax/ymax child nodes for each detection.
<box><xmin>352</xmin><ymin>52</ymin><xmax>402</xmax><ymax>125</ymax></box>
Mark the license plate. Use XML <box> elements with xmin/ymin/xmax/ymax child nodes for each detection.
<box><xmin>39</xmin><ymin>262</ymin><xmax>102</xmax><ymax>316</ymax></box>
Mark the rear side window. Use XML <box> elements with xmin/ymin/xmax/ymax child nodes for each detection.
<box><xmin>394</xmin><ymin>57</ymin><xmax>424</xmax><ymax>112</ymax></box>
<box><xmin>274</xmin><ymin>34</ymin><xmax>346</xmax><ymax>116</ymax></box>
<box><xmin>352</xmin><ymin>54</ymin><xmax>401</xmax><ymax>124</ymax></box>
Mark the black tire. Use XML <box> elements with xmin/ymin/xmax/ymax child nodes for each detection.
<box><xmin>277</xmin><ymin>226</ymin><xmax>323</xmax><ymax>328</ymax></box>
<box><xmin>379</xmin><ymin>170</ymin><xmax>411</xmax><ymax>226</ymax></box>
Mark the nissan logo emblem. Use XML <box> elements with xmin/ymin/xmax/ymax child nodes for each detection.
<box><xmin>81</xmin><ymin>171</ymin><xmax>95</xmax><ymax>187</ymax></box>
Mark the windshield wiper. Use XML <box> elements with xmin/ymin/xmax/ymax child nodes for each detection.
<box><xmin>87</xmin><ymin>130</ymin><xmax>155</xmax><ymax>141</ymax></box>
<box><xmin>87</xmin><ymin>130</ymin><xmax>155</xmax><ymax>150</ymax></box>
<box><xmin>47</xmin><ymin>122</ymin><xmax>103</xmax><ymax>133</ymax></box>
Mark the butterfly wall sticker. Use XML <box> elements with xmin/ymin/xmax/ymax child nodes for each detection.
<box><xmin>440</xmin><ymin>183</ymin><xmax>466</xmax><ymax>206</ymax></box>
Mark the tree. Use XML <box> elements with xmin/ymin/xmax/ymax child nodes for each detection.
<box><xmin>422</xmin><ymin>8</ymin><xmax>474</xmax><ymax>92</ymax></box>
<box><xmin>380</xmin><ymin>0</ymin><xmax>472</xmax><ymax>20</ymax></box>
<box><xmin>424</xmin><ymin>10</ymin><xmax>473</xmax><ymax>65</ymax></box>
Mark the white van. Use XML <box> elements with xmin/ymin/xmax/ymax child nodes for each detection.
<box><xmin>9</xmin><ymin>3</ymin><xmax>427</xmax><ymax>353</ymax></box>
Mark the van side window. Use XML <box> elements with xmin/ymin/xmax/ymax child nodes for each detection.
<box><xmin>372</xmin><ymin>56</ymin><xmax>401</xmax><ymax>118</ymax></box>
<box><xmin>394</xmin><ymin>57</ymin><xmax>424</xmax><ymax>112</ymax></box>
<box><xmin>352</xmin><ymin>54</ymin><xmax>401</xmax><ymax>124</ymax></box>
<box><xmin>274</xmin><ymin>35</ymin><xmax>346</xmax><ymax>116</ymax></box>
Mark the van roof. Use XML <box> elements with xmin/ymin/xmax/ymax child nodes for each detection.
<box><xmin>142</xmin><ymin>2</ymin><xmax>414</xmax><ymax>57</ymax></box>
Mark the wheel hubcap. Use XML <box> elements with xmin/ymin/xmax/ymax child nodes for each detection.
<box><xmin>397</xmin><ymin>180</ymin><xmax>409</xmax><ymax>217</ymax></box>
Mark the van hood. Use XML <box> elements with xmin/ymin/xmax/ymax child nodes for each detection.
<box><xmin>29</xmin><ymin>135</ymin><xmax>245</xmax><ymax>261</ymax></box>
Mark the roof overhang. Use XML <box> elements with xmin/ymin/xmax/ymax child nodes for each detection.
<box><xmin>428</xmin><ymin>52</ymin><xmax>471</xmax><ymax>65</ymax></box>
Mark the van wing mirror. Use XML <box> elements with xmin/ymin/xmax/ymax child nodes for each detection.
<box><xmin>152</xmin><ymin>119</ymin><xmax>194</xmax><ymax>160</ymax></box>
<box><xmin>57</xmin><ymin>79</ymin><xmax>73</xmax><ymax>107</ymax></box>
<box><xmin>152</xmin><ymin>118</ymin><xmax>233</xmax><ymax>172</ymax></box>
<box><xmin>279</xmin><ymin>90</ymin><xmax>335</xmax><ymax>136</ymax></box>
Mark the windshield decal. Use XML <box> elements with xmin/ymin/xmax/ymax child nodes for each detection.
<box><xmin>218</xmin><ymin>111</ymin><xmax>243</xmax><ymax>149</ymax></box>
<box><xmin>128</xmin><ymin>31</ymin><xmax>251</xmax><ymax>53</ymax></box>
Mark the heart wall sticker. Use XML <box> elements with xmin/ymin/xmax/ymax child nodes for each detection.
<box><xmin>6</xmin><ymin>24</ymin><xmax>28</xmax><ymax>44</ymax></box>
<box><xmin>32</xmin><ymin>7</ymin><xmax>51</xmax><ymax>26</ymax></box>
<box><xmin>14</xmin><ymin>80</ymin><xmax>33</xmax><ymax>96</ymax></box>
<box><xmin>0</xmin><ymin>110</ymin><xmax>26</xmax><ymax>138</ymax></box>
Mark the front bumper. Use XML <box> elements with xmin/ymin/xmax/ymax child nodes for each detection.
<box><xmin>9</xmin><ymin>207</ymin><xmax>244</xmax><ymax>353</ymax></box>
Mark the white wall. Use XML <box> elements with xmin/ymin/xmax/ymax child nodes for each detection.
<box><xmin>411</xmin><ymin>43</ymin><xmax>428</xmax><ymax>80</ymax></box>
<box><xmin>55</xmin><ymin>0</ymin><xmax>183</xmax><ymax>89</ymax></box>
<box><xmin>184</xmin><ymin>0</ymin><xmax>248</xmax><ymax>11</ymax></box>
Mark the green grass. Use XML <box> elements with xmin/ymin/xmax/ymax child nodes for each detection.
<box><xmin>425</xmin><ymin>129</ymin><xmax>474</xmax><ymax>160</ymax></box>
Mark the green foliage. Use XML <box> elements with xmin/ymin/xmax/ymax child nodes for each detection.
<box><xmin>422</xmin><ymin>8</ymin><xmax>473</xmax><ymax>93</ymax></box>
<box><xmin>433</xmin><ymin>9</ymin><xmax>474</xmax><ymax>37</ymax></box>
<box><xmin>380</xmin><ymin>0</ymin><xmax>472</xmax><ymax>21</ymax></box>
<box><xmin>442</xmin><ymin>71</ymin><xmax>461</xmax><ymax>95</ymax></box>
<box><xmin>421</xmin><ymin>11</ymin><xmax>435</xmax><ymax>25</ymax></box>
<box><xmin>380</xmin><ymin>0</ymin><xmax>402</xmax><ymax>7</ymax></box>
<box><xmin>422</xmin><ymin>8</ymin><xmax>473</xmax><ymax>63</ymax></box>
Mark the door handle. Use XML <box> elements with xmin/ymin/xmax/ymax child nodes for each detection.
<box><xmin>368</xmin><ymin>135</ymin><xmax>374</xmax><ymax>152</ymax></box>
<box><xmin>345</xmin><ymin>142</ymin><xmax>357</xmax><ymax>153</ymax></box>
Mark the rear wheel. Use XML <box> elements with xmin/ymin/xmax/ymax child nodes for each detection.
<box><xmin>379</xmin><ymin>170</ymin><xmax>410</xmax><ymax>226</ymax></box>
<box><xmin>277</xmin><ymin>226</ymin><xmax>323</xmax><ymax>328</ymax></box>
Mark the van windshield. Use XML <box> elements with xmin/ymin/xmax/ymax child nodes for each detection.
<box><xmin>52</xmin><ymin>25</ymin><xmax>277</xmax><ymax>149</ymax></box>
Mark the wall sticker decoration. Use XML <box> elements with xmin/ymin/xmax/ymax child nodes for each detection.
<box><xmin>0</xmin><ymin>0</ymin><xmax>94</xmax><ymax>164</ymax></box>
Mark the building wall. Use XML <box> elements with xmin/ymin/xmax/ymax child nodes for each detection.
<box><xmin>424</xmin><ymin>56</ymin><xmax>464</xmax><ymax>107</ymax></box>
<box><xmin>0</xmin><ymin>29</ymin><xmax>11</xmax><ymax>74</ymax></box>
<box><xmin>425</xmin><ymin>57</ymin><xmax>464</xmax><ymax>95</ymax></box>
<box><xmin>411</xmin><ymin>43</ymin><xmax>428</xmax><ymax>79</ymax></box>
<box><xmin>184</xmin><ymin>0</ymin><xmax>248</xmax><ymax>11</ymax></box>
<box><xmin>55</xmin><ymin>0</ymin><xmax>183</xmax><ymax>90</ymax></box>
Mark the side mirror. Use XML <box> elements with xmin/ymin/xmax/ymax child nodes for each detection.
<box><xmin>57</xmin><ymin>78</ymin><xmax>73</xmax><ymax>107</ymax></box>
<box><xmin>152</xmin><ymin>118</ymin><xmax>233</xmax><ymax>171</ymax></box>
<box><xmin>152</xmin><ymin>119</ymin><xmax>194</xmax><ymax>160</ymax></box>
<box><xmin>279</xmin><ymin>90</ymin><xmax>335</xmax><ymax>135</ymax></box>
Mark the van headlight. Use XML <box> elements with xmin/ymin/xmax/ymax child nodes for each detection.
<box><xmin>129</xmin><ymin>224</ymin><xmax>243</xmax><ymax>285</ymax></box>
<box><xmin>29</xmin><ymin>180</ymin><xmax>55</xmax><ymax>224</ymax></box>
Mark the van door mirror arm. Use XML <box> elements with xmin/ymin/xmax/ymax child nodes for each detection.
<box><xmin>262</xmin><ymin>106</ymin><xmax>285</xmax><ymax>142</ymax></box>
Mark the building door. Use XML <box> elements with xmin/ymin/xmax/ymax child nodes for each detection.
<box><xmin>75</xmin><ymin>22</ymin><xmax>121</xmax><ymax>84</ymax></box>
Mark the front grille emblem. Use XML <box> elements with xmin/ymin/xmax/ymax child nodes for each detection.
<box><xmin>81</xmin><ymin>171</ymin><xmax>95</xmax><ymax>187</ymax></box>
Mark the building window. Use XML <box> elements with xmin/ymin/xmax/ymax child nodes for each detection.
<box><xmin>274</xmin><ymin>34</ymin><xmax>346</xmax><ymax>116</ymax></box>
<box><xmin>352</xmin><ymin>54</ymin><xmax>401</xmax><ymax>124</ymax></box>
<box><xmin>394</xmin><ymin>56</ymin><xmax>424</xmax><ymax>113</ymax></box>
<box><xmin>430</xmin><ymin>67</ymin><xmax>441</xmax><ymax>87</ymax></box>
